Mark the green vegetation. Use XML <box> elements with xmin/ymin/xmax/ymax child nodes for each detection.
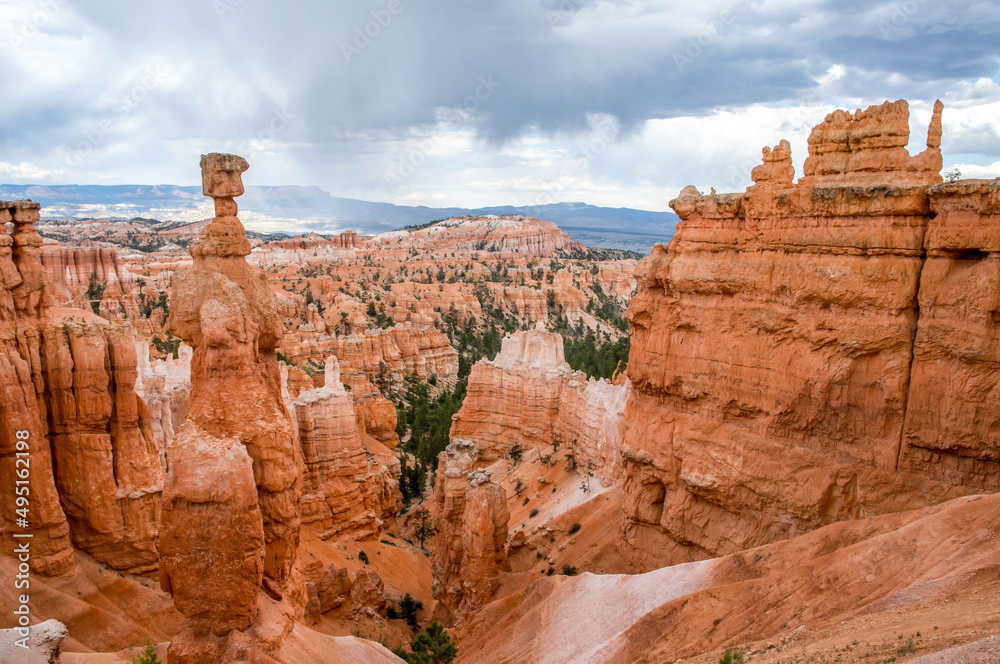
<box><xmin>568</xmin><ymin>522</ymin><xmax>581</xmax><ymax>535</ymax></box>
<box><xmin>386</xmin><ymin>593</ymin><xmax>424</xmax><ymax>630</ymax></box>
<box><xmin>413</xmin><ymin>507</ymin><xmax>435</xmax><ymax>549</ymax></box>
<box><xmin>560</xmin><ymin>564</ymin><xmax>578</xmax><ymax>576</ymax></box>
<box><xmin>563</xmin><ymin>332</ymin><xmax>629</xmax><ymax>381</ymax></box>
<box><xmin>358</xmin><ymin>550</ymin><xmax>369</xmax><ymax>565</ymax></box>
<box><xmin>719</xmin><ymin>648</ymin><xmax>744</xmax><ymax>664</ymax></box>
<box><xmin>131</xmin><ymin>640</ymin><xmax>162</xmax><ymax>664</ymax></box>
<box><xmin>395</xmin><ymin>322</ymin><xmax>504</xmax><ymax>493</ymax></box>
<box><xmin>151</xmin><ymin>335</ymin><xmax>182</xmax><ymax>360</ymax></box>
<box><xmin>85</xmin><ymin>272</ymin><xmax>106</xmax><ymax>315</ymax></box>
<box><xmin>396</xmin><ymin>622</ymin><xmax>457</xmax><ymax>664</ymax></box>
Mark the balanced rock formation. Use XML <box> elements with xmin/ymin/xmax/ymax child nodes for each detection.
<box><xmin>293</xmin><ymin>355</ymin><xmax>400</xmax><ymax>541</ymax></box>
<box><xmin>431</xmin><ymin>440</ymin><xmax>511</xmax><ymax>624</ymax></box>
<box><xmin>0</xmin><ymin>200</ymin><xmax>163</xmax><ymax>578</ymax></box>
<box><xmin>620</xmin><ymin>99</ymin><xmax>999</xmax><ymax>569</ymax></box>
<box><xmin>159</xmin><ymin>154</ymin><xmax>304</xmax><ymax>663</ymax></box>
<box><xmin>451</xmin><ymin>322</ymin><xmax>630</xmax><ymax>482</ymax></box>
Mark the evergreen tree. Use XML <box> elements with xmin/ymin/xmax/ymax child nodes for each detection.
<box><xmin>400</xmin><ymin>622</ymin><xmax>457</xmax><ymax>664</ymax></box>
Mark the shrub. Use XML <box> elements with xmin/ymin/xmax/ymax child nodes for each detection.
<box><xmin>399</xmin><ymin>622</ymin><xmax>457</xmax><ymax>664</ymax></box>
<box><xmin>358</xmin><ymin>551</ymin><xmax>369</xmax><ymax>565</ymax></box>
<box><xmin>719</xmin><ymin>648</ymin><xmax>745</xmax><ymax>664</ymax></box>
<box><xmin>560</xmin><ymin>564</ymin><xmax>578</xmax><ymax>576</ymax></box>
<box><xmin>568</xmin><ymin>523</ymin><xmax>581</xmax><ymax>535</ymax></box>
<box><xmin>131</xmin><ymin>640</ymin><xmax>162</xmax><ymax>664</ymax></box>
<box><xmin>388</xmin><ymin>593</ymin><xmax>423</xmax><ymax>630</ymax></box>
<box><xmin>529</xmin><ymin>509</ymin><xmax>539</xmax><ymax>518</ymax></box>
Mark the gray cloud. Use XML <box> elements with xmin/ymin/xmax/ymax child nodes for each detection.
<box><xmin>1</xmin><ymin>0</ymin><xmax>998</xmax><ymax>204</ymax></box>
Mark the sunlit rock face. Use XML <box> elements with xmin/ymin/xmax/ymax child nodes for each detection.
<box><xmin>620</xmin><ymin>100</ymin><xmax>1000</xmax><ymax>569</ymax></box>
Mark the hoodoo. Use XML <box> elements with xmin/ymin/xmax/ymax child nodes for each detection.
<box><xmin>159</xmin><ymin>154</ymin><xmax>305</xmax><ymax>663</ymax></box>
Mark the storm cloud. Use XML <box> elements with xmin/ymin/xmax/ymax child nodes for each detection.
<box><xmin>1</xmin><ymin>0</ymin><xmax>998</xmax><ymax>208</ymax></box>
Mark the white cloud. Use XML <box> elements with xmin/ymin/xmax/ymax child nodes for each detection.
<box><xmin>0</xmin><ymin>161</ymin><xmax>65</xmax><ymax>181</ymax></box>
<box><xmin>951</xmin><ymin>161</ymin><xmax>1000</xmax><ymax>179</ymax></box>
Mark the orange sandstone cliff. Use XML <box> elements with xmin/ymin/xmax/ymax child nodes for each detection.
<box><xmin>0</xmin><ymin>200</ymin><xmax>163</xmax><ymax>578</ymax></box>
<box><xmin>620</xmin><ymin>99</ymin><xmax>1000</xmax><ymax>569</ymax></box>
<box><xmin>451</xmin><ymin>322</ymin><xmax>630</xmax><ymax>481</ymax></box>
<box><xmin>293</xmin><ymin>355</ymin><xmax>401</xmax><ymax>541</ymax></box>
<box><xmin>431</xmin><ymin>441</ymin><xmax>511</xmax><ymax>625</ymax></box>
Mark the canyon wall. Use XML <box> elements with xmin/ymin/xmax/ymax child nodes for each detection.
<box><xmin>294</xmin><ymin>356</ymin><xmax>400</xmax><ymax>541</ymax></box>
<box><xmin>431</xmin><ymin>440</ymin><xmax>510</xmax><ymax>625</ymax></box>
<box><xmin>40</xmin><ymin>243</ymin><xmax>140</xmax><ymax>320</ymax></box>
<box><xmin>620</xmin><ymin>99</ymin><xmax>1000</xmax><ymax>569</ymax></box>
<box><xmin>371</xmin><ymin>216</ymin><xmax>584</xmax><ymax>257</ymax></box>
<box><xmin>0</xmin><ymin>200</ymin><xmax>163</xmax><ymax>578</ymax></box>
<box><xmin>451</xmin><ymin>323</ymin><xmax>630</xmax><ymax>482</ymax></box>
<box><xmin>282</xmin><ymin>322</ymin><xmax>458</xmax><ymax>387</ymax></box>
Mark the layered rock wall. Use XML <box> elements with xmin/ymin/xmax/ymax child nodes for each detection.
<box><xmin>0</xmin><ymin>200</ymin><xmax>163</xmax><ymax>577</ymax></box>
<box><xmin>294</xmin><ymin>356</ymin><xmax>400</xmax><ymax>541</ymax></box>
<box><xmin>282</xmin><ymin>322</ymin><xmax>458</xmax><ymax>386</ymax></box>
<box><xmin>620</xmin><ymin>99</ymin><xmax>999</xmax><ymax>569</ymax></box>
<box><xmin>431</xmin><ymin>441</ymin><xmax>510</xmax><ymax>624</ymax></box>
<box><xmin>370</xmin><ymin>216</ymin><xmax>583</xmax><ymax>257</ymax></box>
<box><xmin>451</xmin><ymin>323</ymin><xmax>630</xmax><ymax>481</ymax></box>
<box><xmin>40</xmin><ymin>244</ymin><xmax>139</xmax><ymax>319</ymax></box>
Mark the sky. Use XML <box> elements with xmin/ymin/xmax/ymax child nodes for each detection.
<box><xmin>1</xmin><ymin>0</ymin><xmax>999</xmax><ymax>211</ymax></box>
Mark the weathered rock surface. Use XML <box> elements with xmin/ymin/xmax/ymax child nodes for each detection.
<box><xmin>431</xmin><ymin>441</ymin><xmax>511</xmax><ymax>624</ymax></box>
<box><xmin>371</xmin><ymin>215</ymin><xmax>584</xmax><ymax>257</ymax></box>
<box><xmin>451</xmin><ymin>323</ymin><xmax>630</xmax><ymax>481</ymax></box>
<box><xmin>294</xmin><ymin>356</ymin><xmax>400</xmax><ymax>541</ymax></box>
<box><xmin>302</xmin><ymin>560</ymin><xmax>352</xmax><ymax>623</ymax></box>
<box><xmin>283</xmin><ymin>322</ymin><xmax>458</xmax><ymax>387</ymax></box>
<box><xmin>134</xmin><ymin>339</ymin><xmax>192</xmax><ymax>464</ymax></box>
<box><xmin>0</xmin><ymin>618</ymin><xmax>67</xmax><ymax>663</ymax></box>
<box><xmin>40</xmin><ymin>243</ymin><xmax>140</xmax><ymax>320</ymax></box>
<box><xmin>159</xmin><ymin>154</ymin><xmax>304</xmax><ymax>663</ymax></box>
<box><xmin>43</xmin><ymin>308</ymin><xmax>163</xmax><ymax>572</ymax></box>
<box><xmin>620</xmin><ymin>100</ymin><xmax>999</xmax><ymax>569</ymax></box>
<box><xmin>454</xmin><ymin>493</ymin><xmax>1000</xmax><ymax>664</ymax></box>
<box><xmin>0</xmin><ymin>200</ymin><xmax>163</xmax><ymax>578</ymax></box>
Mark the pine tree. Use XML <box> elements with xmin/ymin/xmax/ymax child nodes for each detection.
<box><xmin>413</xmin><ymin>507</ymin><xmax>435</xmax><ymax>549</ymax></box>
<box><xmin>131</xmin><ymin>640</ymin><xmax>162</xmax><ymax>664</ymax></box>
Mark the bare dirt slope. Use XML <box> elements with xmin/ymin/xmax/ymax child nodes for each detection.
<box><xmin>454</xmin><ymin>493</ymin><xmax>1000</xmax><ymax>664</ymax></box>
